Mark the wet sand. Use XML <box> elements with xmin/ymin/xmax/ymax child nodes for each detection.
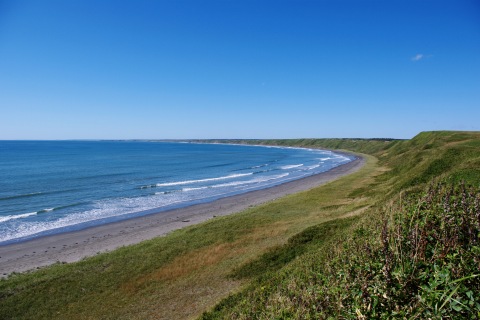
<box><xmin>0</xmin><ymin>154</ymin><xmax>364</xmax><ymax>277</ymax></box>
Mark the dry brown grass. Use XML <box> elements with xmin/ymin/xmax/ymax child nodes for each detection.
<box><xmin>149</xmin><ymin>243</ymin><xmax>235</xmax><ymax>280</ymax></box>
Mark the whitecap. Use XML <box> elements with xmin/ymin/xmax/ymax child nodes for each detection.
<box><xmin>210</xmin><ymin>173</ymin><xmax>290</xmax><ymax>188</ymax></box>
<box><xmin>280</xmin><ymin>164</ymin><xmax>303</xmax><ymax>170</ymax></box>
<box><xmin>182</xmin><ymin>186</ymin><xmax>209</xmax><ymax>192</ymax></box>
<box><xmin>155</xmin><ymin>172</ymin><xmax>253</xmax><ymax>187</ymax></box>
<box><xmin>250</xmin><ymin>164</ymin><xmax>269</xmax><ymax>169</ymax></box>
<box><xmin>0</xmin><ymin>212</ymin><xmax>38</xmax><ymax>223</ymax></box>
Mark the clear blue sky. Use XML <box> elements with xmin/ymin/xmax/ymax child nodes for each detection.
<box><xmin>1</xmin><ymin>0</ymin><xmax>479</xmax><ymax>139</ymax></box>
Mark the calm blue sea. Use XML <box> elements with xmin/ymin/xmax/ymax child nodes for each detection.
<box><xmin>0</xmin><ymin>141</ymin><xmax>352</xmax><ymax>244</ymax></box>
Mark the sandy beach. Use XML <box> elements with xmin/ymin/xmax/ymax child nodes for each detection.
<box><xmin>0</xmin><ymin>153</ymin><xmax>364</xmax><ymax>277</ymax></box>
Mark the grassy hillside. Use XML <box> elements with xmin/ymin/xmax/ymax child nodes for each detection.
<box><xmin>1</xmin><ymin>131</ymin><xmax>479</xmax><ymax>319</ymax></box>
<box><xmin>201</xmin><ymin>131</ymin><xmax>480</xmax><ymax>319</ymax></box>
<box><xmin>379</xmin><ymin>131</ymin><xmax>480</xmax><ymax>189</ymax></box>
<box><xmin>190</xmin><ymin>137</ymin><xmax>401</xmax><ymax>155</ymax></box>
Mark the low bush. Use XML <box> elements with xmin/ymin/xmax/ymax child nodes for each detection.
<box><xmin>318</xmin><ymin>181</ymin><xmax>480</xmax><ymax>319</ymax></box>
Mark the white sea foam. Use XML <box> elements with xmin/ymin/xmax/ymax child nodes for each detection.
<box><xmin>280</xmin><ymin>164</ymin><xmax>303</xmax><ymax>170</ymax></box>
<box><xmin>0</xmin><ymin>212</ymin><xmax>37</xmax><ymax>223</ymax></box>
<box><xmin>0</xmin><ymin>193</ymin><xmax>190</xmax><ymax>243</ymax></box>
<box><xmin>336</xmin><ymin>155</ymin><xmax>351</xmax><ymax>161</ymax></box>
<box><xmin>251</xmin><ymin>164</ymin><xmax>268</xmax><ymax>169</ymax></box>
<box><xmin>155</xmin><ymin>173</ymin><xmax>253</xmax><ymax>187</ymax></box>
<box><xmin>209</xmin><ymin>173</ymin><xmax>290</xmax><ymax>188</ymax></box>
<box><xmin>182</xmin><ymin>186</ymin><xmax>209</xmax><ymax>192</ymax></box>
<box><xmin>180</xmin><ymin>173</ymin><xmax>289</xmax><ymax>192</ymax></box>
<box><xmin>181</xmin><ymin>173</ymin><xmax>290</xmax><ymax>191</ymax></box>
<box><xmin>305</xmin><ymin>164</ymin><xmax>321</xmax><ymax>170</ymax></box>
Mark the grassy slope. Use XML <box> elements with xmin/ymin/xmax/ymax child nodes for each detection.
<box><xmin>201</xmin><ymin>131</ymin><xmax>480</xmax><ymax>319</ymax></box>
<box><xmin>191</xmin><ymin>137</ymin><xmax>400</xmax><ymax>155</ymax></box>
<box><xmin>1</xmin><ymin>131</ymin><xmax>478</xmax><ymax>319</ymax></box>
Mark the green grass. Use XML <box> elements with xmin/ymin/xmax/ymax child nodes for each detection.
<box><xmin>229</xmin><ymin>217</ymin><xmax>360</xmax><ymax>280</ymax></box>
<box><xmin>190</xmin><ymin>137</ymin><xmax>401</xmax><ymax>155</ymax></box>
<box><xmin>378</xmin><ymin>131</ymin><xmax>480</xmax><ymax>190</ymax></box>
<box><xmin>1</xmin><ymin>131</ymin><xmax>479</xmax><ymax>319</ymax></box>
<box><xmin>201</xmin><ymin>182</ymin><xmax>480</xmax><ymax>319</ymax></box>
<box><xmin>200</xmin><ymin>132</ymin><xmax>480</xmax><ymax>319</ymax></box>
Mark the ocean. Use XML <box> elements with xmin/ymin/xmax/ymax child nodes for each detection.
<box><xmin>0</xmin><ymin>141</ymin><xmax>353</xmax><ymax>244</ymax></box>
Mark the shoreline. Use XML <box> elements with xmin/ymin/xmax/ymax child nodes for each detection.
<box><xmin>0</xmin><ymin>153</ymin><xmax>364</xmax><ymax>277</ymax></box>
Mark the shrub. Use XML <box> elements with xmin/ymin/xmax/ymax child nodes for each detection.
<box><xmin>316</xmin><ymin>181</ymin><xmax>480</xmax><ymax>319</ymax></box>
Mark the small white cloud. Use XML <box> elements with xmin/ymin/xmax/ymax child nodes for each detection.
<box><xmin>411</xmin><ymin>54</ymin><xmax>424</xmax><ymax>61</ymax></box>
